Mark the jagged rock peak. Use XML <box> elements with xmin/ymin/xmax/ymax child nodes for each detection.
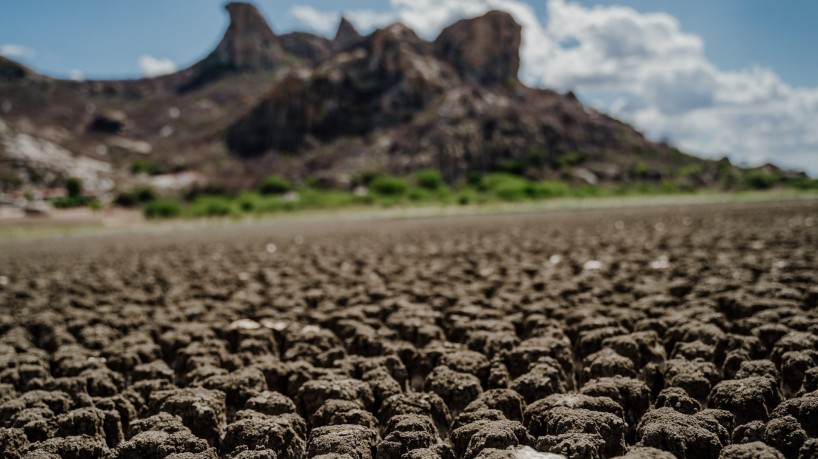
<box><xmin>333</xmin><ymin>17</ymin><xmax>363</xmax><ymax>49</ymax></box>
<box><xmin>203</xmin><ymin>2</ymin><xmax>284</xmax><ymax>71</ymax></box>
<box><xmin>434</xmin><ymin>10</ymin><xmax>522</xmax><ymax>84</ymax></box>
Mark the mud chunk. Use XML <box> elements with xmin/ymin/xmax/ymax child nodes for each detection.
<box><xmin>401</xmin><ymin>445</ymin><xmax>454</xmax><ymax>459</ymax></box>
<box><xmin>581</xmin><ymin>348</ymin><xmax>637</xmax><ymax>383</ymax></box>
<box><xmin>228</xmin><ymin>451</ymin><xmax>278</xmax><ymax>459</ymax></box>
<box><xmin>524</xmin><ymin>394</ymin><xmax>623</xmax><ymax>437</ymax></box>
<box><xmin>707</xmin><ymin>377</ymin><xmax>782</xmax><ymax>425</ymax></box>
<box><xmin>362</xmin><ymin>367</ymin><xmax>402</xmax><ymax>410</ymax></box>
<box><xmin>463</xmin><ymin>389</ymin><xmax>525</xmax><ymax>422</ymax></box>
<box><xmin>780</xmin><ymin>351</ymin><xmax>818</xmax><ymax>394</ymax></box>
<box><xmin>0</xmin><ymin>427</ymin><xmax>29</xmax><ymax>459</ymax></box>
<box><xmin>732</xmin><ymin>421</ymin><xmax>765</xmax><ymax>444</ymax></box>
<box><xmin>481</xmin><ymin>364</ymin><xmax>509</xmax><ymax>392</ymax></box>
<box><xmin>197</xmin><ymin>367</ymin><xmax>267</xmax><ymax>410</ymax></box>
<box><xmin>526</xmin><ymin>406</ymin><xmax>625</xmax><ymax>457</ymax></box>
<box><xmin>579</xmin><ymin>377</ymin><xmax>650</xmax><ymax>436</ymax></box>
<box><xmin>511</xmin><ymin>360</ymin><xmax>568</xmax><ymax>404</ymax></box>
<box><xmin>664</xmin><ymin>358</ymin><xmax>721</xmax><ymax>401</ymax></box>
<box><xmin>717</xmin><ymin>442</ymin><xmax>784</xmax><ymax>459</ymax></box>
<box><xmin>770</xmin><ymin>394</ymin><xmax>818</xmax><ymax>437</ymax></box>
<box><xmin>800</xmin><ymin>439</ymin><xmax>818</xmax><ymax>459</ymax></box>
<box><xmin>54</xmin><ymin>407</ymin><xmax>107</xmax><ymax>445</ymax></box>
<box><xmin>722</xmin><ymin>350</ymin><xmax>751</xmax><ymax>381</ymax></box>
<box><xmin>82</xmin><ymin>368</ymin><xmax>126</xmax><ymax>397</ymax></box>
<box><xmin>803</xmin><ymin>367</ymin><xmax>818</xmax><ymax>394</ymax></box>
<box><xmin>636</xmin><ymin>408</ymin><xmax>727</xmax><ymax>459</ymax></box>
<box><xmin>439</xmin><ymin>350</ymin><xmax>490</xmax><ymax>381</ymax></box>
<box><xmin>111</xmin><ymin>430</ymin><xmax>216</xmax><ymax>459</ymax></box>
<box><xmin>307</xmin><ymin>424</ymin><xmax>377</xmax><ymax>459</ymax></box>
<box><xmin>424</xmin><ymin>366</ymin><xmax>483</xmax><ymax>414</ymax></box>
<box><xmin>378</xmin><ymin>393</ymin><xmax>452</xmax><ymax>437</ymax></box>
<box><xmin>465</xmin><ymin>331</ymin><xmax>520</xmax><ymax>360</ymax></box>
<box><xmin>698</xmin><ymin>409</ymin><xmax>735</xmax><ymax>440</ymax></box>
<box><xmin>665</xmin><ymin>322</ymin><xmax>726</xmax><ymax>351</ymax></box>
<box><xmin>25</xmin><ymin>435</ymin><xmax>108</xmax><ymax>459</ymax></box>
<box><xmin>245</xmin><ymin>391</ymin><xmax>296</xmax><ymax>416</ymax></box>
<box><xmin>734</xmin><ymin>360</ymin><xmax>779</xmax><ymax>381</ymax></box>
<box><xmin>655</xmin><ymin>387</ymin><xmax>700</xmax><ymax>414</ymax></box>
<box><xmin>452</xmin><ymin>409</ymin><xmax>506</xmax><ymax>432</ymax></box>
<box><xmin>450</xmin><ymin>419</ymin><xmax>530</xmax><ymax>459</ymax></box>
<box><xmin>312</xmin><ymin>399</ymin><xmax>378</xmax><ymax>429</ymax></box>
<box><xmin>220</xmin><ymin>412</ymin><xmax>306</xmax><ymax>458</ymax></box>
<box><xmin>150</xmin><ymin>388</ymin><xmax>227</xmax><ymax>446</ymax></box>
<box><xmin>613</xmin><ymin>446</ymin><xmax>675</xmax><ymax>458</ymax></box>
<box><xmin>535</xmin><ymin>433</ymin><xmax>604</xmax><ymax>459</ymax></box>
<box><xmin>503</xmin><ymin>337</ymin><xmax>572</xmax><ymax>377</ymax></box>
<box><xmin>128</xmin><ymin>413</ymin><xmax>190</xmax><ymax>437</ymax></box>
<box><xmin>376</xmin><ymin>415</ymin><xmax>437</xmax><ymax>458</ymax></box>
<box><xmin>575</xmin><ymin>327</ymin><xmax>628</xmax><ymax>361</ymax></box>
<box><xmin>132</xmin><ymin>361</ymin><xmax>175</xmax><ymax>383</ymax></box>
<box><xmin>672</xmin><ymin>340</ymin><xmax>715</xmax><ymax>362</ymax></box>
<box><xmin>296</xmin><ymin>379</ymin><xmax>374</xmax><ymax>422</ymax></box>
<box><xmin>771</xmin><ymin>332</ymin><xmax>818</xmax><ymax>366</ymax></box>
<box><xmin>764</xmin><ymin>415</ymin><xmax>807</xmax><ymax>458</ymax></box>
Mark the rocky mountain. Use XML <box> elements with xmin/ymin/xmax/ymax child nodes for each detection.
<box><xmin>0</xmin><ymin>2</ymin><xmax>796</xmax><ymax>200</ymax></box>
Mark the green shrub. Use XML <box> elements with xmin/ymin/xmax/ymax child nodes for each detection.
<box><xmin>527</xmin><ymin>181</ymin><xmax>570</xmax><ymax>199</ymax></box>
<box><xmin>190</xmin><ymin>196</ymin><xmax>236</xmax><ymax>217</ymax></box>
<box><xmin>143</xmin><ymin>198</ymin><xmax>182</xmax><ymax>219</ymax></box>
<box><xmin>65</xmin><ymin>177</ymin><xmax>82</xmax><ymax>198</ymax></box>
<box><xmin>52</xmin><ymin>196</ymin><xmax>95</xmax><ymax>209</ymax></box>
<box><xmin>788</xmin><ymin>178</ymin><xmax>818</xmax><ymax>190</ymax></box>
<box><xmin>742</xmin><ymin>170</ymin><xmax>778</xmax><ymax>190</ymax></box>
<box><xmin>130</xmin><ymin>159</ymin><xmax>160</xmax><ymax>175</ymax></box>
<box><xmin>370</xmin><ymin>175</ymin><xmax>408</xmax><ymax>196</ymax></box>
<box><xmin>259</xmin><ymin>175</ymin><xmax>292</xmax><ymax>195</ymax></box>
<box><xmin>484</xmin><ymin>174</ymin><xmax>530</xmax><ymax>201</ymax></box>
<box><xmin>114</xmin><ymin>186</ymin><xmax>157</xmax><ymax>207</ymax></box>
<box><xmin>415</xmin><ymin>169</ymin><xmax>444</xmax><ymax>191</ymax></box>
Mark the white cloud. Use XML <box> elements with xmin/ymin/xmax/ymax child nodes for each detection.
<box><xmin>290</xmin><ymin>6</ymin><xmax>341</xmax><ymax>35</ymax></box>
<box><xmin>67</xmin><ymin>69</ymin><xmax>85</xmax><ymax>81</ymax></box>
<box><xmin>0</xmin><ymin>44</ymin><xmax>34</xmax><ymax>58</ymax></box>
<box><xmin>138</xmin><ymin>54</ymin><xmax>177</xmax><ymax>77</ymax></box>
<box><xmin>293</xmin><ymin>0</ymin><xmax>818</xmax><ymax>175</ymax></box>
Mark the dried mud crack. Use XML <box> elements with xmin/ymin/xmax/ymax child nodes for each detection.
<box><xmin>1</xmin><ymin>200</ymin><xmax>817</xmax><ymax>459</ymax></box>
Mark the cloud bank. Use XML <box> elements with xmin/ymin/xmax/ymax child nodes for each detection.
<box><xmin>138</xmin><ymin>54</ymin><xmax>177</xmax><ymax>78</ymax></box>
<box><xmin>0</xmin><ymin>44</ymin><xmax>34</xmax><ymax>58</ymax></box>
<box><xmin>291</xmin><ymin>0</ymin><xmax>818</xmax><ymax>175</ymax></box>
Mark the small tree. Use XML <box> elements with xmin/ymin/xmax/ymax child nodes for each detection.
<box><xmin>415</xmin><ymin>169</ymin><xmax>444</xmax><ymax>191</ymax></box>
<box><xmin>260</xmin><ymin>175</ymin><xmax>292</xmax><ymax>195</ymax></box>
<box><xmin>66</xmin><ymin>177</ymin><xmax>82</xmax><ymax>198</ymax></box>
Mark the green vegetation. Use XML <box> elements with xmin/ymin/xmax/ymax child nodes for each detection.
<box><xmin>259</xmin><ymin>175</ymin><xmax>292</xmax><ymax>195</ymax></box>
<box><xmin>51</xmin><ymin>177</ymin><xmax>97</xmax><ymax>209</ymax></box>
<box><xmin>130</xmin><ymin>169</ymin><xmax>817</xmax><ymax>220</ymax></box>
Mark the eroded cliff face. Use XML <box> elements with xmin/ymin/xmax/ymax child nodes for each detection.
<box><xmin>201</xmin><ymin>2</ymin><xmax>285</xmax><ymax>72</ymax></box>
<box><xmin>224</xmin><ymin>10</ymin><xmax>703</xmax><ymax>184</ymax></box>
<box><xmin>434</xmin><ymin>11</ymin><xmax>522</xmax><ymax>84</ymax></box>
<box><xmin>0</xmin><ymin>3</ymin><xmax>746</xmax><ymax>194</ymax></box>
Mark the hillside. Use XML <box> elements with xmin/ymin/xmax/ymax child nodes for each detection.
<box><xmin>0</xmin><ymin>2</ymin><xmax>800</xmax><ymax>202</ymax></box>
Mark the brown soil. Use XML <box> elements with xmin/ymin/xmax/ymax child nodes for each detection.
<box><xmin>0</xmin><ymin>200</ymin><xmax>816</xmax><ymax>458</ymax></box>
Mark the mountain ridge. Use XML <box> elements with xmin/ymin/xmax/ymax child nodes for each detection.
<box><xmin>0</xmin><ymin>2</ymin><xmax>803</xmax><ymax>199</ymax></box>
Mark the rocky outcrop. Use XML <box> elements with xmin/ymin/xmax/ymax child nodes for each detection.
<box><xmin>333</xmin><ymin>17</ymin><xmax>363</xmax><ymax>51</ymax></box>
<box><xmin>226</xmin><ymin>23</ymin><xmax>459</xmax><ymax>155</ymax></box>
<box><xmin>434</xmin><ymin>10</ymin><xmax>522</xmax><ymax>84</ymax></box>
<box><xmin>201</xmin><ymin>2</ymin><xmax>284</xmax><ymax>72</ymax></box>
<box><xmin>226</xmin><ymin>11</ymin><xmax>703</xmax><ymax>183</ymax></box>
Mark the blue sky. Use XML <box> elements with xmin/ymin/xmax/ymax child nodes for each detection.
<box><xmin>2</xmin><ymin>1</ymin><xmax>817</xmax><ymax>174</ymax></box>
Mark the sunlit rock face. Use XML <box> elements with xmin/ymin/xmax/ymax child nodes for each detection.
<box><xmin>202</xmin><ymin>2</ymin><xmax>285</xmax><ymax>72</ymax></box>
<box><xmin>434</xmin><ymin>10</ymin><xmax>522</xmax><ymax>84</ymax></box>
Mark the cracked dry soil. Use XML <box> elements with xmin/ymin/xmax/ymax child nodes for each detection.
<box><xmin>1</xmin><ymin>200</ymin><xmax>817</xmax><ymax>459</ymax></box>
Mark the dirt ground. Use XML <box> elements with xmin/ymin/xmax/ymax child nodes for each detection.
<box><xmin>1</xmin><ymin>200</ymin><xmax>817</xmax><ymax>459</ymax></box>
